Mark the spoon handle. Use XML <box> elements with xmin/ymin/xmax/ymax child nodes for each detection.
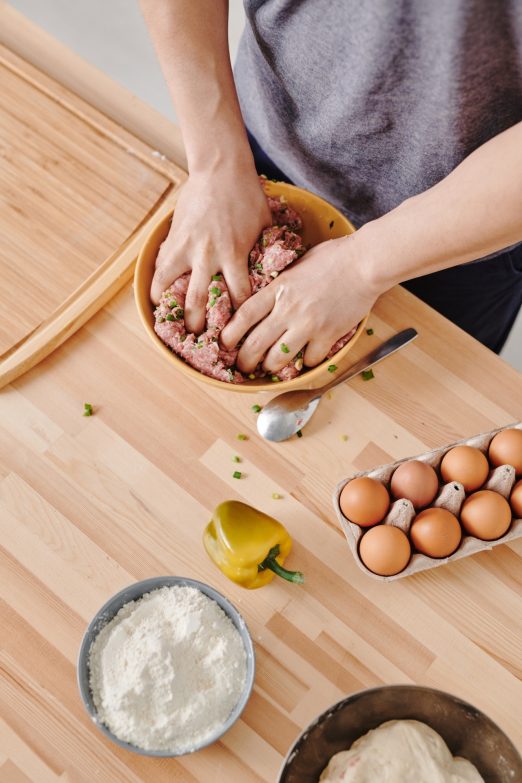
<box><xmin>320</xmin><ymin>328</ymin><xmax>418</xmax><ymax>394</ymax></box>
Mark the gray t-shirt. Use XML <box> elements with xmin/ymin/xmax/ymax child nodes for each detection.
<box><xmin>235</xmin><ymin>0</ymin><xmax>522</xmax><ymax>228</ymax></box>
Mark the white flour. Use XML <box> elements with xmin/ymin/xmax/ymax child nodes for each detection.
<box><xmin>88</xmin><ymin>585</ymin><xmax>248</xmax><ymax>753</ymax></box>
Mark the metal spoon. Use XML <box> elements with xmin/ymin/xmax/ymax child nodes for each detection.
<box><xmin>257</xmin><ymin>328</ymin><xmax>418</xmax><ymax>442</ymax></box>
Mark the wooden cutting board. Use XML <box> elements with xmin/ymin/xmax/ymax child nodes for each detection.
<box><xmin>0</xmin><ymin>45</ymin><xmax>184</xmax><ymax>385</ymax></box>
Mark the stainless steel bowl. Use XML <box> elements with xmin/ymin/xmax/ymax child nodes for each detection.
<box><xmin>77</xmin><ymin>576</ymin><xmax>255</xmax><ymax>756</ymax></box>
<box><xmin>278</xmin><ymin>685</ymin><xmax>521</xmax><ymax>782</ymax></box>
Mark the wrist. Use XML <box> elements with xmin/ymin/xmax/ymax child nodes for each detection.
<box><xmin>186</xmin><ymin>118</ymin><xmax>254</xmax><ymax>177</ymax></box>
<box><xmin>341</xmin><ymin>222</ymin><xmax>397</xmax><ymax>298</ymax></box>
<box><xmin>350</xmin><ymin>199</ymin><xmax>420</xmax><ymax>293</ymax></box>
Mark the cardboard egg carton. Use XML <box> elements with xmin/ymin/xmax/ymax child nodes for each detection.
<box><xmin>333</xmin><ymin>422</ymin><xmax>522</xmax><ymax>581</ymax></box>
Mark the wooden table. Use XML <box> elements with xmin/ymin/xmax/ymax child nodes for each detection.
<box><xmin>1</xmin><ymin>7</ymin><xmax>521</xmax><ymax>782</ymax></box>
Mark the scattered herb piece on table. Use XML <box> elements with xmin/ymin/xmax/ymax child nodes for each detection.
<box><xmin>296</xmin><ymin>429</ymin><xmax>303</xmax><ymax>438</ymax></box>
<box><xmin>341</xmin><ymin>434</ymin><xmax>349</xmax><ymax>441</ymax></box>
<box><xmin>232</xmin><ymin>455</ymin><xmax>241</xmax><ymax>463</ymax></box>
<box><xmin>362</xmin><ymin>369</ymin><xmax>375</xmax><ymax>381</ymax></box>
<box><xmin>233</xmin><ymin>471</ymin><xmax>242</xmax><ymax>479</ymax></box>
<box><xmin>366</xmin><ymin>328</ymin><xmax>374</xmax><ymax>335</ymax></box>
<box><xmin>83</xmin><ymin>403</ymin><xmax>93</xmax><ymax>417</ymax></box>
<box><xmin>328</xmin><ymin>364</ymin><xmax>337</xmax><ymax>373</ymax></box>
<box><xmin>237</xmin><ymin>433</ymin><xmax>248</xmax><ymax>441</ymax></box>
<box><xmin>272</xmin><ymin>493</ymin><xmax>283</xmax><ymax>500</ymax></box>
<box><xmin>251</xmin><ymin>404</ymin><xmax>262</xmax><ymax>413</ymax></box>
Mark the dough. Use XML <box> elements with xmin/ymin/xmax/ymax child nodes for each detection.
<box><xmin>319</xmin><ymin>720</ymin><xmax>484</xmax><ymax>782</ymax></box>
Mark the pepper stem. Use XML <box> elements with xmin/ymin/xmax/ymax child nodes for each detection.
<box><xmin>258</xmin><ymin>545</ymin><xmax>305</xmax><ymax>584</ymax></box>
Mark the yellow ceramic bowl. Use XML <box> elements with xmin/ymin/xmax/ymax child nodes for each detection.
<box><xmin>134</xmin><ymin>181</ymin><xmax>368</xmax><ymax>393</ymax></box>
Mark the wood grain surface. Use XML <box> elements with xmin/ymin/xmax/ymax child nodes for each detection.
<box><xmin>0</xmin><ymin>45</ymin><xmax>183</xmax><ymax>362</ymax></box>
<box><xmin>1</xmin><ymin>282</ymin><xmax>521</xmax><ymax>783</ymax></box>
<box><xmin>1</xmin><ymin>8</ymin><xmax>522</xmax><ymax>783</ymax></box>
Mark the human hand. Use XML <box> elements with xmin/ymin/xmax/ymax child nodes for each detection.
<box><xmin>220</xmin><ymin>235</ymin><xmax>382</xmax><ymax>372</ymax></box>
<box><xmin>150</xmin><ymin>163</ymin><xmax>271</xmax><ymax>333</ymax></box>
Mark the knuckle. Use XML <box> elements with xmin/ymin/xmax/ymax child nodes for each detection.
<box><xmin>245</xmin><ymin>333</ymin><xmax>264</xmax><ymax>353</ymax></box>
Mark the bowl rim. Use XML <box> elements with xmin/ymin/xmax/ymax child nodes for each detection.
<box><xmin>277</xmin><ymin>683</ymin><xmax>522</xmax><ymax>781</ymax></box>
<box><xmin>134</xmin><ymin>181</ymin><xmax>369</xmax><ymax>393</ymax></box>
<box><xmin>77</xmin><ymin>575</ymin><xmax>256</xmax><ymax>757</ymax></box>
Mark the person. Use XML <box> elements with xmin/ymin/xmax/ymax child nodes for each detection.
<box><xmin>141</xmin><ymin>0</ymin><xmax>522</xmax><ymax>376</ymax></box>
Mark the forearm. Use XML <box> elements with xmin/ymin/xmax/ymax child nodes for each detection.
<box><xmin>140</xmin><ymin>0</ymin><xmax>252</xmax><ymax>172</ymax></box>
<box><xmin>358</xmin><ymin>122</ymin><xmax>522</xmax><ymax>292</ymax></box>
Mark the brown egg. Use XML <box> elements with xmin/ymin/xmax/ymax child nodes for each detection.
<box><xmin>410</xmin><ymin>507</ymin><xmax>461</xmax><ymax>558</ymax></box>
<box><xmin>440</xmin><ymin>446</ymin><xmax>489</xmax><ymax>492</ymax></box>
<box><xmin>489</xmin><ymin>429</ymin><xmax>522</xmax><ymax>475</ymax></box>
<box><xmin>460</xmin><ymin>490</ymin><xmax>512</xmax><ymax>540</ymax></box>
<box><xmin>340</xmin><ymin>477</ymin><xmax>390</xmax><ymax>527</ymax></box>
<box><xmin>359</xmin><ymin>524</ymin><xmax>411</xmax><ymax>576</ymax></box>
<box><xmin>511</xmin><ymin>480</ymin><xmax>522</xmax><ymax>518</ymax></box>
<box><xmin>390</xmin><ymin>460</ymin><xmax>439</xmax><ymax>509</ymax></box>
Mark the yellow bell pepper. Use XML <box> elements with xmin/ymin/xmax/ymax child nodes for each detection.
<box><xmin>203</xmin><ymin>500</ymin><xmax>305</xmax><ymax>589</ymax></box>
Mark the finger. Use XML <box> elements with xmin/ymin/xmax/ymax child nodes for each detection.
<box><xmin>303</xmin><ymin>336</ymin><xmax>335</xmax><ymax>368</ymax></box>
<box><xmin>223</xmin><ymin>262</ymin><xmax>252</xmax><ymax>311</ymax></box>
<box><xmin>150</xmin><ymin>243</ymin><xmax>187</xmax><ymax>304</ymax></box>
<box><xmin>263</xmin><ymin>330</ymin><xmax>305</xmax><ymax>373</ymax></box>
<box><xmin>236</xmin><ymin>314</ymin><xmax>285</xmax><ymax>374</ymax></box>
<box><xmin>221</xmin><ymin>285</ymin><xmax>275</xmax><ymax>349</ymax></box>
<box><xmin>184</xmin><ymin>266</ymin><xmax>212</xmax><ymax>334</ymax></box>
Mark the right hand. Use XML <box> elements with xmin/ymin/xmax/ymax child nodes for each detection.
<box><xmin>150</xmin><ymin>162</ymin><xmax>271</xmax><ymax>334</ymax></box>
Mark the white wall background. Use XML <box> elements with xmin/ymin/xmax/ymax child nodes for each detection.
<box><xmin>7</xmin><ymin>0</ymin><xmax>522</xmax><ymax>372</ymax></box>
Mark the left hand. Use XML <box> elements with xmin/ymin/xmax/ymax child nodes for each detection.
<box><xmin>220</xmin><ymin>235</ymin><xmax>382</xmax><ymax>373</ymax></box>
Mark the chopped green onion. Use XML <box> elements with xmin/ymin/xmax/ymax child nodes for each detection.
<box><xmin>328</xmin><ymin>364</ymin><xmax>337</xmax><ymax>373</ymax></box>
<box><xmin>362</xmin><ymin>369</ymin><xmax>375</xmax><ymax>381</ymax></box>
<box><xmin>83</xmin><ymin>403</ymin><xmax>93</xmax><ymax>417</ymax></box>
<box><xmin>175</xmin><ymin>309</ymin><xmax>184</xmax><ymax>320</ymax></box>
<box><xmin>271</xmin><ymin>375</ymin><xmax>280</xmax><ymax>382</ymax></box>
<box><xmin>157</xmin><ymin>316</ymin><xmax>165</xmax><ymax>323</ymax></box>
<box><xmin>211</xmin><ymin>274</ymin><xmax>222</xmax><ymax>281</ymax></box>
<box><xmin>296</xmin><ymin>429</ymin><xmax>303</xmax><ymax>438</ymax></box>
<box><xmin>210</xmin><ymin>287</ymin><xmax>221</xmax><ymax>296</ymax></box>
<box><xmin>251</xmin><ymin>404</ymin><xmax>262</xmax><ymax>413</ymax></box>
<box><xmin>237</xmin><ymin>433</ymin><xmax>248</xmax><ymax>441</ymax></box>
<box><xmin>341</xmin><ymin>434</ymin><xmax>349</xmax><ymax>442</ymax></box>
<box><xmin>233</xmin><ymin>471</ymin><xmax>242</xmax><ymax>479</ymax></box>
<box><xmin>196</xmin><ymin>342</ymin><xmax>203</xmax><ymax>349</ymax></box>
<box><xmin>209</xmin><ymin>298</ymin><xmax>216</xmax><ymax>307</ymax></box>
<box><xmin>272</xmin><ymin>492</ymin><xmax>283</xmax><ymax>500</ymax></box>
<box><xmin>232</xmin><ymin>455</ymin><xmax>241</xmax><ymax>463</ymax></box>
<box><xmin>280</xmin><ymin>343</ymin><xmax>290</xmax><ymax>354</ymax></box>
<box><xmin>248</xmin><ymin>373</ymin><xmax>256</xmax><ymax>380</ymax></box>
<box><xmin>165</xmin><ymin>314</ymin><xmax>175</xmax><ymax>321</ymax></box>
<box><xmin>366</xmin><ymin>328</ymin><xmax>374</xmax><ymax>335</ymax></box>
<box><xmin>296</xmin><ymin>351</ymin><xmax>303</xmax><ymax>359</ymax></box>
<box><xmin>169</xmin><ymin>300</ymin><xmax>177</xmax><ymax>308</ymax></box>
